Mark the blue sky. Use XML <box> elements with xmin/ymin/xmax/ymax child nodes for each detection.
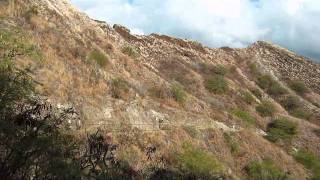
<box><xmin>70</xmin><ymin>0</ymin><xmax>320</xmax><ymax>62</ymax></box>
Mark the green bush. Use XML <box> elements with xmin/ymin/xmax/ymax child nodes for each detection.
<box><xmin>257</xmin><ymin>74</ymin><xmax>287</xmax><ymax>97</ymax></box>
<box><xmin>280</xmin><ymin>95</ymin><xmax>312</xmax><ymax>120</ymax></box>
<box><xmin>176</xmin><ymin>142</ymin><xmax>224</xmax><ymax>179</ymax></box>
<box><xmin>231</xmin><ymin>108</ymin><xmax>255</xmax><ymax>126</ymax></box>
<box><xmin>110</xmin><ymin>77</ymin><xmax>130</xmax><ymax>99</ymax></box>
<box><xmin>265</xmin><ymin>117</ymin><xmax>297</xmax><ymax>143</ymax></box>
<box><xmin>0</xmin><ymin>28</ymin><xmax>43</xmax><ymax>61</ymax></box>
<box><xmin>281</xmin><ymin>96</ymin><xmax>301</xmax><ymax>111</ymax></box>
<box><xmin>0</xmin><ymin>61</ymin><xmax>83</xmax><ymax>179</ymax></box>
<box><xmin>250</xmin><ymin>88</ymin><xmax>262</xmax><ymax>99</ymax></box>
<box><xmin>256</xmin><ymin>101</ymin><xmax>276</xmax><ymax>117</ymax></box>
<box><xmin>294</xmin><ymin>150</ymin><xmax>320</xmax><ymax>180</ymax></box>
<box><xmin>121</xmin><ymin>45</ymin><xmax>138</xmax><ymax>58</ymax></box>
<box><xmin>291</xmin><ymin>108</ymin><xmax>312</xmax><ymax>120</ymax></box>
<box><xmin>240</xmin><ymin>90</ymin><xmax>255</xmax><ymax>104</ymax></box>
<box><xmin>213</xmin><ymin>65</ymin><xmax>228</xmax><ymax>76</ymax></box>
<box><xmin>248</xmin><ymin>62</ymin><xmax>259</xmax><ymax>76</ymax></box>
<box><xmin>223</xmin><ymin>132</ymin><xmax>240</xmax><ymax>155</ymax></box>
<box><xmin>205</xmin><ymin>75</ymin><xmax>228</xmax><ymax>94</ymax></box>
<box><xmin>246</xmin><ymin>159</ymin><xmax>289</xmax><ymax>180</ymax></box>
<box><xmin>267</xmin><ymin>83</ymin><xmax>288</xmax><ymax>97</ymax></box>
<box><xmin>170</xmin><ymin>84</ymin><xmax>187</xmax><ymax>103</ymax></box>
<box><xmin>257</xmin><ymin>75</ymin><xmax>274</xmax><ymax>90</ymax></box>
<box><xmin>289</xmin><ymin>80</ymin><xmax>309</xmax><ymax>95</ymax></box>
<box><xmin>183</xmin><ymin>125</ymin><xmax>199</xmax><ymax>139</ymax></box>
<box><xmin>88</xmin><ymin>50</ymin><xmax>109</xmax><ymax>67</ymax></box>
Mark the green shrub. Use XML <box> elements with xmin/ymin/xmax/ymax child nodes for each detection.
<box><xmin>257</xmin><ymin>75</ymin><xmax>274</xmax><ymax>90</ymax></box>
<box><xmin>280</xmin><ymin>95</ymin><xmax>312</xmax><ymax>120</ymax></box>
<box><xmin>245</xmin><ymin>159</ymin><xmax>289</xmax><ymax>180</ymax></box>
<box><xmin>205</xmin><ymin>75</ymin><xmax>228</xmax><ymax>94</ymax></box>
<box><xmin>213</xmin><ymin>65</ymin><xmax>228</xmax><ymax>76</ymax></box>
<box><xmin>289</xmin><ymin>80</ymin><xmax>309</xmax><ymax>95</ymax></box>
<box><xmin>294</xmin><ymin>150</ymin><xmax>320</xmax><ymax>180</ymax></box>
<box><xmin>88</xmin><ymin>50</ymin><xmax>109</xmax><ymax>67</ymax></box>
<box><xmin>280</xmin><ymin>96</ymin><xmax>301</xmax><ymax>111</ymax></box>
<box><xmin>0</xmin><ymin>60</ymin><xmax>83</xmax><ymax>179</ymax></box>
<box><xmin>257</xmin><ymin>74</ymin><xmax>287</xmax><ymax>97</ymax></box>
<box><xmin>176</xmin><ymin>142</ymin><xmax>224</xmax><ymax>179</ymax></box>
<box><xmin>183</xmin><ymin>125</ymin><xmax>199</xmax><ymax>139</ymax></box>
<box><xmin>248</xmin><ymin>62</ymin><xmax>259</xmax><ymax>75</ymax></box>
<box><xmin>265</xmin><ymin>117</ymin><xmax>297</xmax><ymax>143</ymax></box>
<box><xmin>256</xmin><ymin>101</ymin><xmax>276</xmax><ymax>117</ymax></box>
<box><xmin>231</xmin><ymin>108</ymin><xmax>255</xmax><ymax>126</ymax></box>
<box><xmin>267</xmin><ymin>83</ymin><xmax>288</xmax><ymax>97</ymax></box>
<box><xmin>240</xmin><ymin>90</ymin><xmax>255</xmax><ymax>104</ymax></box>
<box><xmin>291</xmin><ymin>108</ymin><xmax>312</xmax><ymax>120</ymax></box>
<box><xmin>110</xmin><ymin>77</ymin><xmax>130</xmax><ymax>99</ymax></box>
<box><xmin>121</xmin><ymin>45</ymin><xmax>138</xmax><ymax>58</ymax></box>
<box><xmin>170</xmin><ymin>84</ymin><xmax>187</xmax><ymax>103</ymax></box>
<box><xmin>0</xmin><ymin>29</ymin><xmax>43</xmax><ymax>61</ymax></box>
<box><xmin>223</xmin><ymin>132</ymin><xmax>240</xmax><ymax>155</ymax></box>
<box><xmin>250</xmin><ymin>88</ymin><xmax>262</xmax><ymax>99</ymax></box>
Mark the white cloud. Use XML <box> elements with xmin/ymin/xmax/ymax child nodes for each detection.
<box><xmin>70</xmin><ymin>0</ymin><xmax>320</xmax><ymax>61</ymax></box>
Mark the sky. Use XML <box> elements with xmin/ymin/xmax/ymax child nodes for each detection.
<box><xmin>70</xmin><ymin>0</ymin><xmax>320</xmax><ymax>62</ymax></box>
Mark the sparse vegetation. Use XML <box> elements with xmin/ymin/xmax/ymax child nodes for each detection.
<box><xmin>248</xmin><ymin>62</ymin><xmax>259</xmax><ymax>75</ymax></box>
<box><xmin>170</xmin><ymin>83</ymin><xmax>187</xmax><ymax>103</ymax></box>
<box><xmin>257</xmin><ymin>74</ymin><xmax>274</xmax><ymax>90</ymax></box>
<box><xmin>88</xmin><ymin>49</ymin><xmax>109</xmax><ymax>67</ymax></box>
<box><xmin>223</xmin><ymin>132</ymin><xmax>240</xmax><ymax>155</ymax></box>
<box><xmin>245</xmin><ymin>159</ymin><xmax>289</xmax><ymax>180</ymax></box>
<box><xmin>175</xmin><ymin>142</ymin><xmax>224</xmax><ymax>179</ymax></box>
<box><xmin>250</xmin><ymin>88</ymin><xmax>263</xmax><ymax>99</ymax></box>
<box><xmin>122</xmin><ymin>45</ymin><xmax>138</xmax><ymax>58</ymax></box>
<box><xmin>0</xmin><ymin>60</ymin><xmax>129</xmax><ymax>179</ymax></box>
<box><xmin>24</xmin><ymin>5</ymin><xmax>39</xmax><ymax>21</ymax></box>
<box><xmin>213</xmin><ymin>65</ymin><xmax>228</xmax><ymax>76</ymax></box>
<box><xmin>231</xmin><ymin>108</ymin><xmax>255</xmax><ymax>126</ymax></box>
<box><xmin>2</xmin><ymin>1</ymin><xmax>320</xmax><ymax>179</ymax></box>
<box><xmin>110</xmin><ymin>77</ymin><xmax>130</xmax><ymax>99</ymax></box>
<box><xmin>281</xmin><ymin>95</ymin><xmax>301</xmax><ymax>111</ymax></box>
<box><xmin>294</xmin><ymin>150</ymin><xmax>320</xmax><ymax>180</ymax></box>
<box><xmin>291</xmin><ymin>108</ymin><xmax>312</xmax><ymax>120</ymax></box>
<box><xmin>183</xmin><ymin>125</ymin><xmax>199</xmax><ymax>139</ymax></box>
<box><xmin>280</xmin><ymin>95</ymin><xmax>312</xmax><ymax>120</ymax></box>
<box><xmin>289</xmin><ymin>80</ymin><xmax>309</xmax><ymax>95</ymax></box>
<box><xmin>149</xmin><ymin>84</ymin><xmax>170</xmax><ymax>99</ymax></box>
<box><xmin>205</xmin><ymin>75</ymin><xmax>228</xmax><ymax>94</ymax></box>
<box><xmin>267</xmin><ymin>83</ymin><xmax>288</xmax><ymax>97</ymax></box>
<box><xmin>265</xmin><ymin>117</ymin><xmax>297</xmax><ymax>143</ymax></box>
<box><xmin>256</xmin><ymin>74</ymin><xmax>287</xmax><ymax>97</ymax></box>
<box><xmin>248</xmin><ymin>63</ymin><xmax>313</xmax><ymax>120</ymax></box>
<box><xmin>256</xmin><ymin>101</ymin><xmax>276</xmax><ymax>117</ymax></box>
<box><xmin>240</xmin><ymin>90</ymin><xmax>255</xmax><ymax>104</ymax></box>
<box><xmin>0</xmin><ymin>28</ymin><xmax>43</xmax><ymax>61</ymax></box>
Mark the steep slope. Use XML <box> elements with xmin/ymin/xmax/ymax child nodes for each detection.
<box><xmin>1</xmin><ymin>0</ymin><xmax>320</xmax><ymax>179</ymax></box>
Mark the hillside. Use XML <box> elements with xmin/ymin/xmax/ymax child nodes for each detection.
<box><xmin>0</xmin><ymin>0</ymin><xmax>320</xmax><ymax>179</ymax></box>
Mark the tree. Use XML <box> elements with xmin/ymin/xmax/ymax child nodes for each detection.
<box><xmin>0</xmin><ymin>62</ymin><xmax>82</xmax><ymax>179</ymax></box>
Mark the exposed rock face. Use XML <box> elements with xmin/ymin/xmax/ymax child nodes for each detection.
<box><xmin>248</xmin><ymin>41</ymin><xmax>320</xmax><ymax>94</ymax></box>
<box><xmin>1</xmin><ymin>0</ymin><xmax>320</xmax><ymax>179</ymax></box>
